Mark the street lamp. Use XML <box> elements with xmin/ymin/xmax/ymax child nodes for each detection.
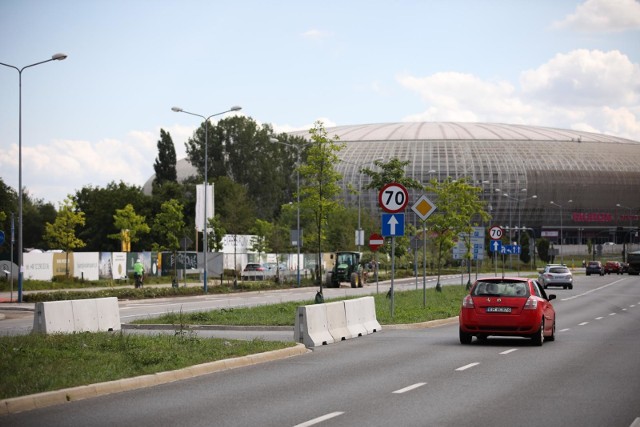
<box><xmin>550</xmin><ymin>200</ymin><xmax>572</xmax><ymax>264</ymax></box>
<box><xmin>269</xmin><ymin>137</ymin><xmax>314</xmax><ymax>288</ymax></box>
<box><xmin>172</xmin><ymin>105</ymin><xmax>242</xmax><ymax>292</ymax></box>
<box><xmin>1</xmin><ymin>53</ymin><xmax>67</xmax><ymax>303</ymax></box>
<box><xmin>340</xmin><ymin>158</ymin><xmax>383</xmax><ymax>252</ymax></box>
<box><xmin>503</xmin><ymin>190</ymin><xmax>537</xmax><ymax>270</ymax></box>
<box><xmin>616</xmin><ymin>203</ymin><xmax>634</xmax><ymax>262</ymax></box>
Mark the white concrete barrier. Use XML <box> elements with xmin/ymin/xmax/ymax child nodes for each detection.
<box><xmin>33</xmin><ymin>297</ymin><xmax>121</xmax><ymax>334</ymax></box>
<box><xmin>294</xmin><ymin>304</ymin><xmax>334</xmax><ymax>347</ymax></box>
<box><xmin>295</xmin><ymin>297</ymin><xmax>380</xmax><ymax>347</ymax></box>
<box><xmin>325</xmin><ymin>301</ymin><xmax>353</xmax><ymax>342</ymax></box>
<box><xmin>344</xmin><ymin>298</ymin><xmax>368</xmax><ymax>338</ymax></box>
<box><xmin>361</xmin><ymin>296</ymin><xmax>382</xmax><ymax>333</ymax></box>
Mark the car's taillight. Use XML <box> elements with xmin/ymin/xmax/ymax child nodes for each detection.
<box><xmin>462</xmin><ymin>295</ymin><xmax>475</xmax><ymax>309</ymax></box>
<box><xmin>524</xmin><ymin>297</ymin><xmax>538</xmax><ymax>310</ymax></box>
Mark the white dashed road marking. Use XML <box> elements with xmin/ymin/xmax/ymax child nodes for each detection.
<box><xmin>500</xmin><ymin>349</ymin><xmax>518</xmax><ymax>355</ymax></box>
<box><xmin>393</xmin><ymin>383</ymin><xmax>427</xmax><ymax>394</ymax></box>
<box><xmin>456</xmin><ymin>362</ymin><xmax>480</xmax><ymax>371</ymax></box>
<box><xmin>294</xmin><ymin>412</ymin><xmax>344</xmax><ymax>427</ymax></box>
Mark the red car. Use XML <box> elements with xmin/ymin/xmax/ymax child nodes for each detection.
<box><xmin>459</xmin><ymin>277</ymin><xmax>556</xmax><ymax>346</ymax></box>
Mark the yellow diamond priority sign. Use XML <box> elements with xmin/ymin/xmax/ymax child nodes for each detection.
<box><xmin>411</xmin><ymin>194</ymin><xmax>437</xmax><ymax>221</ymax></box>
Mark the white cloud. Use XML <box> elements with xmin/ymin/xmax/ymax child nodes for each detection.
<box><xmin>397</xmin><ymin>49</ymin><xmax>640</xmax><ymax>140</ymax></box>
<box><xmin>553</xmin><ymin>0</ymin><xmax>640</xmax><ymax>32</ymax></box>
<box><xmin>520</xmin><ymin>49</ymin><xmax>640</xmax><ymax>107</ymax></box>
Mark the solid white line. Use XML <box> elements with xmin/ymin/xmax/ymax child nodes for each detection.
<box><xmin>559</xmin><ymin>328</ymin><xmax>571</xmax><ymax>332</ymax></box>
<box><xmin>294</xmin><ymin>412</ymin><xmax>345</xmax><ymax>427</ymax></box>
<box><xmin>500</xmin><ymin>349</ymin><xmax>518</xmax><ymax>355</ymax></box>
<box><xmin>393</xmin><ymin>382</ymin><xmax>427</xmax><ymax>394</ymax></box>
<box><xmin>456</xmin><ymin>362</ymin><xmax>480</xmax><ymax>371</ymax></box>
<box><xmin>579</xmin><ymin>322</ymin><xmax>589</xmax><ymax>326</ymax></box>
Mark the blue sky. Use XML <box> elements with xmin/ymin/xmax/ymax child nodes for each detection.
<box><xmin>1</xmin><ymin>0</ymin><xmax>639</xmax><ymax>206</ymax></box>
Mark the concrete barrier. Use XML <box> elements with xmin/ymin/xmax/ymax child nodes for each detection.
<box><xmin>344</xmin><ymin>298</ymin><xmax>368</xmax><ymax>338</ymax></box>
<box><xmin>325</xmin><ymin>301</ymin><xmax>353</xmax><ymax>342</ymax></box>
<box><xmin>295</xmin><ymin>297</ymin><xmax>381</xmax><ymax>347</ymax></box>
<box><xmin>294</xmin><ymin>304</ymin><xmax>334</xmax><ymax>347</ymax></box>
<box><xmin>361</xmin><ymin>296</ymin><xmax>382</xmax><ymax>333</ymax></box>
<box><xmin>33</xmin><ymin>297</ymin><xmax>121</xmax><ymax>334</ymax></box>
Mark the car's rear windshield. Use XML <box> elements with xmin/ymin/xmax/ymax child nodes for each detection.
<box><xmin>472</xmin><ymin>280</ymin><xmax>529</xmax><ymax>297</ymax></box>
<box><xmin>549</xmin><ymin>267</ymin><xmax>570</xmax><ymax>273</ymax></box>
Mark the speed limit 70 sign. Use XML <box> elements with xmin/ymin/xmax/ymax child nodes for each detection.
<box><xmin>378</xmin><ymin>182</ymin><xmax>409</xmax><ymax>213</ymax></box>
<box><xmin>489</xmin><ymin>226</ymin><xmax>504</xmax><ymax>240</ymax></box>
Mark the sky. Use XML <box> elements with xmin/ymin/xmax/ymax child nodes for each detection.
<box><xmin>1</xmin><ymin>0</ymin><xmax>639</xmax><ymax>207</ymax></box>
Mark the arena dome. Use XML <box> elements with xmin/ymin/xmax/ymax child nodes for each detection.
<box><xmin>292</xmin><ymin>122</ymin><xmax>640</xmax><ymax>245</ymax></box>
<box><xmin>142</xmin><ymin>158</ymin><xmax>198</xmax><ymax>195</ymax></box>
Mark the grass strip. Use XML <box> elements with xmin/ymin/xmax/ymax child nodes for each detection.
<box><xmin>0</xmin><ymin>332</ymin><xmax>294</xmax><ymax>400</ymax></box>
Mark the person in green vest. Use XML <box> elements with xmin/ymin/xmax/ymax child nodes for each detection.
<box><xmin>133</xmin><ymin>258</ymin><xmax>145</xmax><ymax>288</ymax></box>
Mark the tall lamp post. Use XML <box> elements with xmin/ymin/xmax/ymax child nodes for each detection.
<box><xmin>1</xmin><ymin>53</ymin><xmax>67</xmax><ymax>303</ymax></box>
<box><xmin>616</xmin><ymin>203</ymin><xmax>633</xmax><ymax>262</ymax></box>
<box><xmin>340</xmin><ymin>158</ymin><xmax>383</xmax><ymax>252</ymax></box>
<box><xmin>172</xmin><ymin>105</ymin><xmax>242</xmax><ymax>292</ymax></box>
<box><xmin>503</xmin><ymin>190</ymin><xmax>536</xmax><ymax>270</ymax></box>
<box><xmin>550</xmin><ymin>200</ymin><xmax>572</xmax><ymax>264</ymax></box>
<box><xmin>270</xmin><ymin>137</ymin><xmax>314</xmax><ymax>287</ymax></box>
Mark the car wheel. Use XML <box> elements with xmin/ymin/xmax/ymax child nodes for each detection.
<box><xmin>459</xmin><ymin>328</ymin><xmax>472</xmax><ymax>345</ymax></box>
<box><xmin>569</xmin><ymin>285</ymin><xmax>573</xmax><ymax>290</ymax></box>
<box><xmin>531</xmin><ymin>320</ymin><xmax>544</xmax><ymax>346</ymax></box>
<box><xmin>563</xmin><ymin>285</ymin><xmax>567</xmax><ymax>290</ymax></box>
<box><xmin>586</xmin><ymin>272</ymin><xmax>590</xmax><ymax>276</ymax></box>
<box><xmin>546</xmin><ymin>320</ymin><xmax>556</xmax><ymax>342</ymax></box>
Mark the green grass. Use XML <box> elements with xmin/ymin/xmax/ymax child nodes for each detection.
<box><xmin>133</xmin><ymin>285</ymin><xmax>469</xmax><ymax>327</ymax></box>
<box><xmin>0</xmin><ymin>332</ymin><xmax>295</xmax><ymax>400</ymax></box>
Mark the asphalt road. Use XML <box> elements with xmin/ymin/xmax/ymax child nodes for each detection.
<box><xmin>2</xmin><ymin>274</ymin><xmax>640</xmax><ymax>426</ymax></box>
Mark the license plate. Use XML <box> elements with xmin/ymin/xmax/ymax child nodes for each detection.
<box><xmin>486</xmin><ymin>307</ymin><xmax>511</xmax><ymax>313</ymax></box>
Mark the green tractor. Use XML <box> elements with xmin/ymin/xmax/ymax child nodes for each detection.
<box><xmin>325</xmin><ymin>251</ymin><xmax>362</xmax><ymax>288</ymax></box>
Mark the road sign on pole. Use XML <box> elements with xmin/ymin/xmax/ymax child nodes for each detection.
<box><xmin>411</xmin><ymin>195</ymin><xmax>437</xmax><ymax>221</ymax></box>
<box><xmin>378</xmin><ymin>182</ymin><xmax>409</xmax><ymax>213</ymax></box>
<box><xmin>369</xmin><ymin>233</ymin><xmax>384</xmax><ymax>252</ymax></box>
<box><xmin>489</xmin><ymin>226</ymin><xmax>504</xmax><ymax>240</ymax></box>
<box><xmin>381</xmin><ymin>213</ymin><xmax>405</xmax><ymax>236</ymax></box>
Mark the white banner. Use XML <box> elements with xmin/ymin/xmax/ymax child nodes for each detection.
<box><xmin>112</xmin><ymin>252</ymin><xmax>127</xmax><ymax>280</ymax></box>
<box><xmin>73</xmin><ymin>252</ymin><xmax>100</xmax><ymax>281</ymax></box>
<box><xmin>195</xmin><ymin>183</ymin><xmax>214</xmax><ymax>232</ymax></box>
<box><xmin>23</xmin><ymin>252</ymin><xmax>53</xmax><ymax>280</ymax></box>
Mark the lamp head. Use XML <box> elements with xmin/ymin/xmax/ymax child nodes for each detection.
<box><xmin>52</xmin><ymin>53</ymin><xmax>67</xmax><ymax>61</ymax></box>
<box><xmin>171</xmin><ymin>107</ymin><xmax>183</xmax><ymax>113</ymax></box>
<box><xmin>230</xmin><ymin>106</ymin><xmax>242</xmax><ymax>112</ymax></box>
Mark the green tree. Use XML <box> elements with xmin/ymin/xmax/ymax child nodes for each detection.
<box><xmin>361</xmin><ymin>157</ymin><xmax>424</xmax><ymax>191</ymax></box>
<box><xmin>250</xmin><ymin>219</ymin><xmax>273</xmax><ymax>263</ymax></box>
<box><xmin>185</xmin><ymin>116</ymin><xmax>299</xmax><ymax>221</ymax></box>
<box><xmin>425</xmin><ymin>177</ymin><xmax>489</xmax><ymax>290</ymax></box>
<box><xmin>214</xmin><ymin>176</ymin><xmax>256</xmax><ymax>235</ymax></box>
<box><xmin>520</xmin><ymin>231</ymin><xmax>531</xmax><ymax>265</ymax></box>
<box><xmin>152</xmin><ymin>199</ymin><xmax>185</xmax><ymax>280</ymax></box>
<box><xmin>152</xmin><ymin>199</ymin><xmax>185</xmax><ymax>252</ymax></box>
<box><xmin>298</xmin><ymin>121</ymin><xmax>345</xmax><ymax>288</ymax></box>
<box><xmin>74</xmin><ymin>182</ymin><xmax>150</xmax><ymax>252</ymax></box>
<box><xmin>43</xmin><ymin>197</ymin><xmax>86</xmax><ymax>277</ymax></box>
<box><xmin>109</xmin><ymin>204</ymin><xmax>151</xmax><ymax>251</ymax></box>
<box><xmin>207</xmin><ymin>214</ymin><xmax>226</xmax><ymax>252</ymax></box>
<box><xmin>537</xmin><ymin>238</ymin><xmax>551</xmax><ymax>263</ymax></box>
<box><xmin>153</xmin><ymin>129</ymin><xmax>178</xmax><ymax>187</ymax></box>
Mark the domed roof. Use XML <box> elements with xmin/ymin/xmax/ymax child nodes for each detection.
<box><xmin>142</xmin><ymin>158</ymin><xmax>198</xmax><ymax>195</ymax></box>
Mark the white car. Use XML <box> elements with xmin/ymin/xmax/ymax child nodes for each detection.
<box><xmin>538</xmin><ymin>264</ymin><xmax>573</xmax><ymax>290</ymax></box>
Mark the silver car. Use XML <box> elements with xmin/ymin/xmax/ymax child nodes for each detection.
<box><xmin>538</xmin><ymin>264</ymin><xmax>573</xmax><ymax>290</ymax></box>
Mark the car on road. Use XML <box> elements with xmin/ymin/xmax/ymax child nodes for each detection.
<box><xmin>538</xmin><ymin>264</ymin><xmax>573</xmax><ymax>289</ymax></box>
<box><xmin>459</xmin><ymin>277</ymin><xmax>556</xmax><ymax>346</ymax></box>
<box><xmin>604</xmin><ymin>261</ymin><xmax>622</xmax><ymax>275</ymax></box>
<box><xmin>242</xmin><ymin>263</ymin><xmax>266</xmax><ymax>280</ymax></box>
<box><xmin>586</xmin><ymin>261</ymin><xmax>605</xmax><ymax>276</ymax></box>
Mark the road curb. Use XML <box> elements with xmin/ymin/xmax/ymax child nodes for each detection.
<box><xmin>0</xmin><ymin>343</ymin><xmax>309</xmax><ymax>416</ymax></box>
<box><xmin>383</xmin><ymin>316</ymin><xmax>459</xmax><ymax>330</ymax></box>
